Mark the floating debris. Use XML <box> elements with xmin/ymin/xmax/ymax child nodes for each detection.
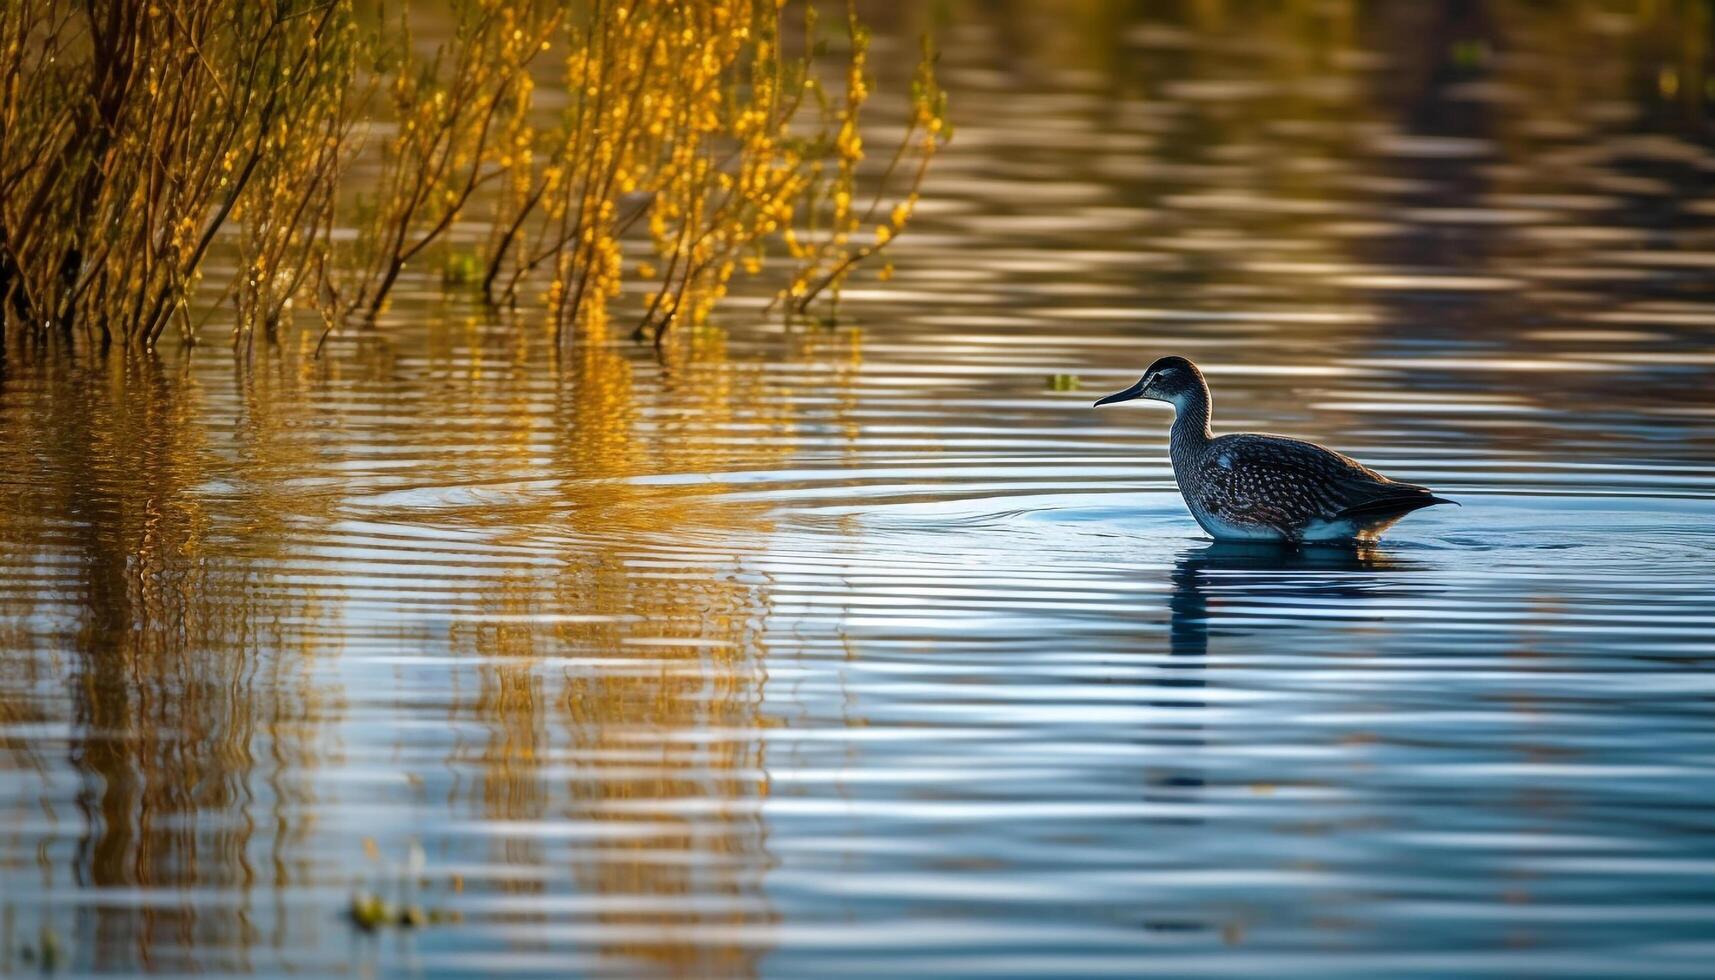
<box><xmin>18</xmin><ymin>926</ymin><xmax>63</xmax><ymax>971</ymax></box>
<box><xmin>348</xmin><ymin>839</ymin><xmax>458</xmax><ymax>935</ymax></box>
<box><xmin>348</xmin><ymin>892</ymin><xmax>391</xmax><ymax>933</ymax></box>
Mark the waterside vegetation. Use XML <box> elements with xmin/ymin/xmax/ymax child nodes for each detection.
<box><xmin>0</xmin><ymin>0</ymin><xmax>947</xmax><ymax>354</ymax></box>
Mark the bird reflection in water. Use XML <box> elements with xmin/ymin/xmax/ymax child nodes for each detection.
<box><xmin>1169</xmin><ymin>542</ymin><xmax>1416</xmax><ymax>659</ymax></box>
<box><xmin>1142</xmin><ymin>543</ymin><xmax>1422</xmax><ymax>939</ymax></box>
<box><xmin>1152</xmin><ymin>540</ymin><xmax>1421</xmax><ymax>799</ymax></box>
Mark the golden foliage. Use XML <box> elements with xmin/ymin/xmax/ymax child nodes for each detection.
<box><xmin>0</xmin><ymin>0</ymin><xmax>949</xmax><ymax>354</ymax></box>
<box><xmin>0</xmin><ymin>0</ymin><xmax>353</xmax><ymax>350</ymax></box>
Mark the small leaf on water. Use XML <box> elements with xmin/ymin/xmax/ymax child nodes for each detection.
<box><xmin>349</xmin><ymin>892</ymin><xmax>390</xmax><ymax>932</ymax></box>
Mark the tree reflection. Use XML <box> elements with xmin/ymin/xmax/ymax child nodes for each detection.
<box><xmin>415</xmin><ymin>317</ymin><xmax>796</xmax><ymax>976</ymax></box>
<box><xmin>0</xmin><ymin>352</ymin><xmax>336</xmax><ymax>972</ymax></box>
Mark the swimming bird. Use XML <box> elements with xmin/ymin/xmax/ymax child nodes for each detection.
<box><xmin>1094</xmin><ymin>356</ymin><xmax>1455</xmax><ymax>544</ymax></box>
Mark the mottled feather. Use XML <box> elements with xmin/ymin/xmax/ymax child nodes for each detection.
<box><xmin>1186</xmin><ymin>433</ymin><xmax>1441</xmax><ymax>537</ymax></box>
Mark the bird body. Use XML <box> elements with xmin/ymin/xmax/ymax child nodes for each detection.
<box><xmin>1096</xmin><ymin>356</ymin><xmax>1453</xmax><ymax>544</ymax></box>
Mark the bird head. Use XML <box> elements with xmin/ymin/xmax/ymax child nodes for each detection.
<box><xmin>1093</xmin><ymin>355</ymin><xmax>1204</xmax><ymax>410</ymax></box>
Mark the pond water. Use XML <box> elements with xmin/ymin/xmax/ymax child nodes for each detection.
<box><xmin>3</xmin><ymin>3</ymin><xmax>1715</xmax><ymax>977</ymax></box>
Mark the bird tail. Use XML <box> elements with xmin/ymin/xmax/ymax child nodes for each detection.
<box><xmin>1335</xmin><ymin>491</ymin><xmax>1457</xmax><ymax>520</ymax></box>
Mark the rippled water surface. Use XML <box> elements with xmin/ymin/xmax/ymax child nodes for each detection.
<box><xmin>4</xmin><ymin>3</ymin><xmax>1715</xmax><ymax>976</ymax></box>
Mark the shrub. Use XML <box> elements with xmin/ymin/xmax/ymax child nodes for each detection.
<box><xmin>0</xmin><ymin>0</ymin><xmax>948</xmax><ymax>355</ymax></box>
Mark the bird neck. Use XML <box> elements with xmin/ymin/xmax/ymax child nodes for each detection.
<box><xmin>1169</xmin><ymin>381</ymin><xmax>1213</xmax><ymax>461</ymax></box>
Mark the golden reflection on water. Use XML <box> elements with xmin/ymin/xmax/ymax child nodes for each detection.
<box><xmin>455</xmin><ymin>378</ymin><xmax>775</xmax><ymax>974</ymax></box>
<box><xmin>0</xmin><ymin>353</ymin><xmax>339</xmax><ymax>971</ymax></box>
<box><xmin>545</xmin><ymin>322</ymin><xmax>784</xmax><ymax>976</ymax></box>
<box><xmin>0</xmin><ymin>310</ymin><xmax>831</xmax><ymax>972</ymax></box>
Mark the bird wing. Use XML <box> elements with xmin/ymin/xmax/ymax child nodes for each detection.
<box><xmin>1197</xmin><ymin>433</ymin><xmax>1438</xmax><ymax>530</ymax></box>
